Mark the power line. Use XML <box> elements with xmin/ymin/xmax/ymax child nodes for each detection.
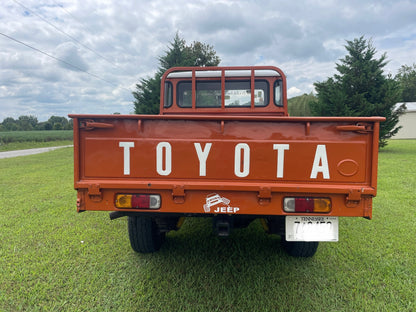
<box><xmin>50</xmin><ymin>0</ymin><xmax>137</xmax><ymax>79</ymax></box>
<box><xmin>50</xmin><ymin>0</ymin><xmax>100</xmax><ymax>41</ymax></box>
<box><xmin>0</xmin><ymin>32</ymin><xmax>131</xmax><ymax>92</ymax></box>
<box><xmin>12</xmin><ymin>0</ymin><xmax>119</xmax><ymax>69</ymax></box>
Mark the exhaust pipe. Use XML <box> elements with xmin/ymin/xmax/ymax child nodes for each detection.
<box><xmin>109</xmin><ymin>211</ymin><xmax>126</xmax><ymax>220</ymax></box>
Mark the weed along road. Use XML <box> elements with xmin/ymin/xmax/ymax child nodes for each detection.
<box><xmin>0</xmin><ymin>145</ymin><xmax>73</xmax><ymax>159</ymax></box>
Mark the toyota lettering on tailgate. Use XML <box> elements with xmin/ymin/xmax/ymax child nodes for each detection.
<box><xmin>119</xmin><ymin>141</ymin><xmax>331</xmax><ymax>180</ymax></box>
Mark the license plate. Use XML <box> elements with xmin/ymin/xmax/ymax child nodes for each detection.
<box><xmin>285</xmin><ymin>216</ymin><xmax>339</xmax><ymax>242</ymax></box>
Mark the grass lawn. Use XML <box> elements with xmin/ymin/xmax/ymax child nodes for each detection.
<box><xmin>0</xmin><ymin>141</ymin><xmax>415</xmax><ymax>311</ymax></box>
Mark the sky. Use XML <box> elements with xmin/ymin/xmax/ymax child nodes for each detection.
<box><xmin>1</xmin><ymin>0</ymin><xmax>415</xmax><ymax>122</ymax></box>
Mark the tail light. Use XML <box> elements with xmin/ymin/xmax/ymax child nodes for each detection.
<box><xmin>115</xmin><ymin>194</ymin><xmax>161</xmax><ymax>209</ymax></box>
<box><xmin>283</xmin><ymin>197</ymin><xmax>331</xmax><ymax>213</ymax></box>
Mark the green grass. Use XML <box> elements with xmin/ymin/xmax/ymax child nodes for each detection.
<box><xmin>0</xmin><ymin>141</ymin><xmax>415</xmax><ymax>311</ymax></box>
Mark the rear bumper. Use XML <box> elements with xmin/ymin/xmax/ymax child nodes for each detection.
<box><xmin>75</xmin><ymin>185</ymin><xmax>374</xmax><ymax>219</ymax></box>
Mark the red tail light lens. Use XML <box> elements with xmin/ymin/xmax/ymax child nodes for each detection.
<box><xmin>115</xmin><ymin>194</ymin><xmax>161</xmax><ymax>209</ymax></box>
<box><xmin>131</xmin><ymin>195</ymin><xmax>150</xmax><ymax>208</ymax></box>
<box><xmin>283</xmin><ymin>197</ymin><xmax>331</xmax><ymax>213</ymax></box>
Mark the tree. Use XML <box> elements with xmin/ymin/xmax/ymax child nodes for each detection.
<box><xmin>47</xmin><ymin>116</ymin><xmax>70</xmax><ymax>130</ymax></box>
<box><xmin>18</xmin><ymin>115</ymin><xmax>38</xmax><ymax>131</ymax></box>
<box><xmin>396</xmin><ymin>63</ymin><xmax>416</xmax><ymax>102</ymax></box>
<box><xmin>311</xmin><ymin>36</ymin><xmax>404</xmax><ymax>147</ymax></box>
<box><xmin>1</xmin><ymin>117</ymin><xmax>18</xmax><ymax>131</ymax></box>
<box><xmin>133</xmin><ymin>74</ymin><xmax>162</xmax><ymax>115</ymax></box>
<box><xmin>133</xmin><ymin>33</ymin><xmax>221</xmax><ymax>114</ymax></box>
<box><xmin>0</xmin><ymin>115</ymin><xmax>72</xmax><ymax>131</ymax></box>
<box><xmin>37</xmin><ymin>121</ymin><xmax>53</xmax><ymax>130</ymax></box>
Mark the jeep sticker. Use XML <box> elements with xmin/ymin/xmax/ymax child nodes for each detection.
<box><xmin>203</xmin><ymin>193</ymin><xmax>240</xmax><ymax>214</ymax></box>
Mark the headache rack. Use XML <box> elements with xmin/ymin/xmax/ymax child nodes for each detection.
<box><xmin>159</xmin><ymin>66</ymin><xmax>288</xmax><ymax>116</ymax></box>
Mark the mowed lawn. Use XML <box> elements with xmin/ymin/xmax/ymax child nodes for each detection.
<box><xmin>0</xmin><ymin>141</ymin><xmax>415</xmax><ymax>311</ymax></box>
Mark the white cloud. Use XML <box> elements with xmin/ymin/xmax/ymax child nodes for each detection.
<box><xmin>288</xmin><ymin>87</ymin><xmax>302</xmax><ymax>98</ymax></box>
<box><xmin>0</xmin><ymin>0</ymin><xmax>415</xmax><ymax>121</ymax></box>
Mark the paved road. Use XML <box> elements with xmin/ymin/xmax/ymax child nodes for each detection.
<box><xmin>0</xmin><ymin>145</ymin><xmax>73</xmax><ymax>159</ymax></box>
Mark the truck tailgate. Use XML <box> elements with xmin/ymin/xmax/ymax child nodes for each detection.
<box><xmin>70</xmin><ymin>114</ymin><xmax>384</xmax><ymax>218</ymax></box>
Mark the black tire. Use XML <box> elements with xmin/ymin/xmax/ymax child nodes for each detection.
<box><xmin>281</xmin><ymin>239</ymin><xmax>319</xmax><ymax>258</ymax></box>
<box><xmin>128</xmin><ymin>216</ymin><xmax>165</xmax><ymax>253</ymax></box>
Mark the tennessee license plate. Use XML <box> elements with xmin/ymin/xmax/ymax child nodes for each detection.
<box><xmin>285</xmin><ymin>216</ymin><xmax>339</xmax><ymax>242</ymax></box>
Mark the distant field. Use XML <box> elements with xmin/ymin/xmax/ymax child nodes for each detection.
<box><xmin>0</xmin><ymin>130</ymin><xmax>73</xmax><ymax>144</ymax></box>
<box><xmin>0</xmin><ymin>130</ymin><xmax>73</xmax><ymax>151</ymax></box>
<box><xmin>288</xmin><ymin>93</ymin><xmax>315</xmax><ymax>116</ymax></box>
<box><xmin>0</xmin><ymin>141</ymin><xmax>415</xmax><ymax>311</ymax></box>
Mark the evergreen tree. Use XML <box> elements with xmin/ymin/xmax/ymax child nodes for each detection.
<box><xmin>133</xmin><ymin>74</ymin><xmax>162</xmax><ymax>115</ymax></box>
<box><xmin>133</xmin><ymin>33</ymin><xmax>220</xmax><ymax>114</ymax></box>
<box><xmin>311</xmin><ymin>36</ymin><xmax>404</xmax><ymax>147</ymax></box>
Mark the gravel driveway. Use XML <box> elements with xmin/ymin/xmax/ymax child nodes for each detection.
<box><xmin>0</xmin><ymin>145</ymin><xmax>73</xmax><ymax>159</ymax></box>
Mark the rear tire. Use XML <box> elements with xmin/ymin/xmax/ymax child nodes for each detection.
<box><xmin>128</xmin><ymin>216</ymin><xmax>165</xmax><ymax>253</ymax></box>
<box><xmin>281</xmin><ymin>239</ymin><xmax>319</xmax><ymax>258</ymax></box>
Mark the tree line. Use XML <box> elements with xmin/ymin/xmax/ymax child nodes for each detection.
<box><xmin>133</xmin><ymin>34</ymin><xmax>416</xmax><ymax>147</ymax></box>
<box><xmin>0</xmin><ymin>115</ymin><xmax>73</xmax><ymax>131</ymax></box>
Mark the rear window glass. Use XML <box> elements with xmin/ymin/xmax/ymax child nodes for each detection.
<box><xmin>274</xmin><ymin>81</ymin><xmax>282</xmax><ymax>107</ymax></box>
<box><xmin>225</xmin><ymin>80</ymin><xmax>268</xmax><ymax>107</ymax></box>
<box><xmin>177</xmin><ymin>80</ymin><xmax>268</xmax><ymax>108</ymax></box>
<box><xmin>163</xmin><ymin>82</ymin><xmax>173</xmax><ymax>108</ymax></box>
<box><xmin>177</xmin><ymin>81</ymin><xmax>221</xmax><ymax>108</ymax></box>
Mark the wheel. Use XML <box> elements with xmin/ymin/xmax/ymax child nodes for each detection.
<box><xmin>128</xmin><ymin>216</ymin><xmax>165</xmax><ymax>253</ymax></box>
<box><xmin>281</xmin><ymin>239</ymin><xmax>319</xmax><ymax>258</ymax></box>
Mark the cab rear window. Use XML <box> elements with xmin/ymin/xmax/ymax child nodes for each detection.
<box><xmin>177</xmin><ymin>80</ymin><xmax>269</xmax><ymax>108</ymax></box>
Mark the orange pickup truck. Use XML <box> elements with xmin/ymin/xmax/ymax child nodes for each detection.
<box><xmin>69</xmin><ymin>66</ymin><xmax>384</xmax><ymax>257</ymax></box>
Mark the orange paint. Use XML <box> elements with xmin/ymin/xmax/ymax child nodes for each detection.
<box><xmin>70</xmin><ymin>66</ymin><xmax>384</xmax><ymax>250</ymax></box>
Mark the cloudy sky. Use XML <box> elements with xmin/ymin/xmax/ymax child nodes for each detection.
<box><xmin>1</xmin><ymin>0</ymin><xmax>415</xmax><ymax>121</ymax></box>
